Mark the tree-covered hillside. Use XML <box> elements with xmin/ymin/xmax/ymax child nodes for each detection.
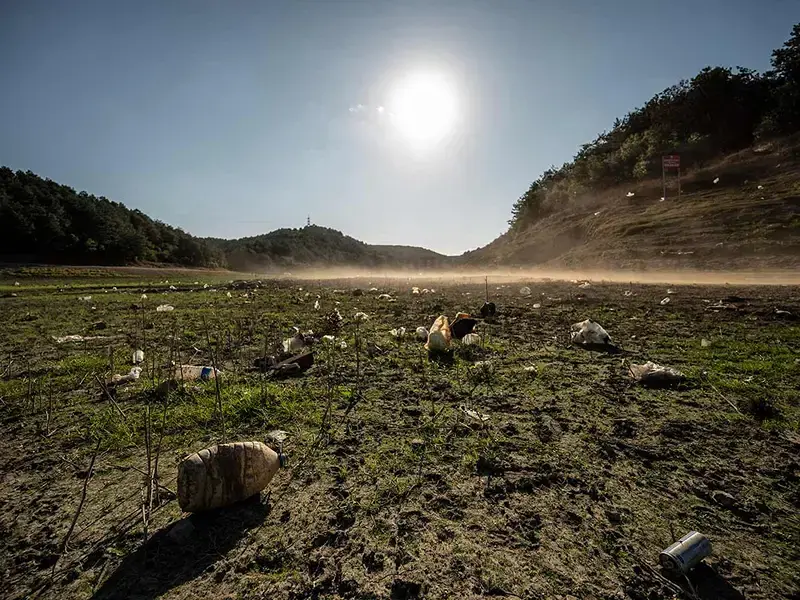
<box><xmin>508</xmin><ymin>23</ymin><xmax>800</xmax><ymax>231</ymax></box>
<box><xmin>0</xmin><ymin>167</ymin><xmax>224</xmax><ymax>267</ymax></box>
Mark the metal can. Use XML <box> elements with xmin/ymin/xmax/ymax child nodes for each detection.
<box><xmin>659</xmin><ymin>531</ymin><xmax>712</xmax><ymax>573</ymax></box>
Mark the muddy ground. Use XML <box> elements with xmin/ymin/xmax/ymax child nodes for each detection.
<box><xmin>0</xmin><ymin>275</ymin><xmax>798</xmax><ymax>599</ymax></box>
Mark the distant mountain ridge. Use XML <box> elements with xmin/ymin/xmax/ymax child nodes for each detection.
<box><xmin>0</xmin><ymin>167</ymin><xmax>448</xmax><ymax>270</ymax></box>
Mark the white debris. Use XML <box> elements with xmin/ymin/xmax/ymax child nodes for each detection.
<box><xmin>462</xmin><ymin>333</ymin><xmax>480</xmax><ymax>345</ymax></box>
<box><xmin>141</xmin><ymin>294</ymin><xmax>147</xmax><ymax>300</ymax></box>
<box><xmin>430</xmin><ymin>289</ymin><xmax>436</xmax><ymax>293</ymax></box>
<box><xmin>390</xmin><ymin>327</ymin><xmax>406</xmax><ymax>339</ymax></box>
<box><xmin>421</xmin><ymin>288</ymin><xmax>430</xmax><ymax>294</ymax></box>
<box><xmin>369</xmin><ymin>287</ymin><xmax>378</xmax><ymax>292</ymax></box>
<box><xmin>623</xmin><ymin>290</ymin><xmax>633</xmax><ymax>297</ymax></box>
<box><xmin>314</xmin><ymin>300</ymin><xmax>320</xmax><ymax>310</ymax></box>
<box><xmin>377</xmin><ymin>294</ymin><xmax>392</xmax><ymax>300</ymax></box>
<box><xmin>411</xmin><ymin>287</ymin><xmax>420</xmax><ymax>295</ymax></box>
<box><xmin>578</xmin><ymin>282</ymin><xmax>592</xmax><ymax>289</ymax></box>
<box><xmin>626</xmin><ymin>191</ymin><xmax>635</xmax><ymax>197</ymax></box>
<box><xmin>14</xmin><ymin>282</ymin><xmax>19</xmax><ymax>286</ymax></box>
<box><xmin>79</xmin><ymin>296</ymin><xmax>93</xmax><ymax>302</ymax></box>
<box><xmin>283</xmin><ymin>334</ymin><xmax>306</xmax><ymax>354</ymax></box>
<box><xmin>321</xmin><ymin>335</ymin><xmax>336</xmax><ymax>343</ymax></box>
<box><xmin>570</xmin><ymin>319</ymin><xmax>611</xmax><ymax>346</ymax></box>
<box><xmin>713</xmin><ymin>177</ymin><xmax>720</xmax><ymax>184</ymax></box>
<box><xmin>594</xmin><ymin>211</ymin><xmax>601</xmax><ymax>216</ymax></box>
<box><xmin>226</xmin><ymin>291</ymin><xmax>232</xmax><ymax>298</ymax></box>
<box><xmin>667</xmin><ymin>289</ymin><xmax>675</xmax><ymax>294</ymax></box>
<box><xmin>133</xmin><ymin>349</ymin><xmax>145</xmax><ymax>364</ymax></box>
<box><xmin>339</xmin><ymin>340</ymin><xmax>348</xmax><ymax>349</ymax></box>
<box><xmin>156</xmin><ymin>304</ymin><xmax>175</xmax><ymax>312</ymax></box>
<box><xmin>461</xmin><ymin>406</ymin><xmax>490</xmax><ymax>422</ymax></box>
<box><xmin>267</xmin><ymin>430</ymin><xmax>289</xmax><ymax>444</ymax></box>
<box><xmin>53</xmin><ymin>334</ymin><xmax>110</xmax><ymax>344</ymax></box>
<box><xmin>757</xmin><ymin>185</ymin><xmax>764</xmax><ymax>190</ymax></box>
<box><xmin>416</xmin><ymin>326</ymin><xmax>429</xmax><ymax>341</ymax></box>
<box><xmin>533</xmin><ymin>303</ymin><xmax>542</xmax><ymax>309</ymax></box>
<box><xmin>660</xmin><ymin>297</ymin><xmax>671</xmax><ymax>305</ymax></box>
<box><xmin>112</xmin><ymin>287</ymin><xmax>118</xmax><ymax>291</ymax></box>
<box><xmin>701</xmin><ymin>338</ymin><xmax>712</xmax><ymax>348</ymax></box>
<box><xmin>523</xmin><ymin>365</ymin><xmax>538</xmax><ymax>376</ymax></box>
<box><xmin>204</xmin><ymin>283</ymin><xmax>209</xmax><ymax>289</ymax></box>
<box><xmin>110</xmin><ymin>366</ymin><xmax>142</xmax><ymax>386</ymax></box>
<box><xmin>629</xmin><ymin>361</ymin><xmax>684</xmax><ymax>387</ymax></box>
<box><xmin>520</xmin><ymin>286</ymin><xmax>532</xmax><ymax>297</ymax></box>
<box><xmin>354</xmin><ymin>312</ymin><xmax>369</xmax><ymax>322</ymax></box>
<box><xmin>169</xmin><ymin>285</ymin><xmax>177</xmax><ymax>291</ymax></box>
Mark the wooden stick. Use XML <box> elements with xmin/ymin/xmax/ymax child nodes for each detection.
<box><xmin>52</xmin><ymin>438</ymin><xmax>101</xmax><ymax>578</ymax></box>
<box><xmin>709</xmin><ymin>382</ymin><xmax>742</xmax><ymax>415</ymax></box>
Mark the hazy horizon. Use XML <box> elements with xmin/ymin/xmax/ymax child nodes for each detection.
<box><xmin>1</xmin><ymin>0</ymin><xmax>796</xmax><ymax>254</ymax></box>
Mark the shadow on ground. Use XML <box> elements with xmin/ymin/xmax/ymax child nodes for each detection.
<box><xmin>92</xmin><ymin>495</ymin><xmax>270</xmax><ymax>600</ymax></box>
<box><xmin>682</xmin><ymin>564</ymin><xmax>746</xmax><ymax>600</ymax></box>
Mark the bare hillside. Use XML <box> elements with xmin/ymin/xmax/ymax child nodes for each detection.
<box><xmin>463</xmin><ymin>141</ymin><xmax>800</xmax><ymax>270</ymax></box>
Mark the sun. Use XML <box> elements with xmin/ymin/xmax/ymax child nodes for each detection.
<box><xmin>388</xmin><ymin>71</ymin><xmax>458</xmax><ymax>146</ymax></box>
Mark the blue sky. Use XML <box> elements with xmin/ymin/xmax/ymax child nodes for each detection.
<box><xmin>1</xmin><ymin>0</ymin><xmax>796</xmax><ymax>255</ymax></box>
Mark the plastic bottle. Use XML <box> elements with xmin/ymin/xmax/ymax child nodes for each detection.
<box><xmin>178</xmin><ymin>441</ymin><xmax>283</xmax><ymax>512</ymax></box>
<box><xmin>174</xmin><ymin>365</ymin><xmax>221</xmax><ymax>381</ymax></box>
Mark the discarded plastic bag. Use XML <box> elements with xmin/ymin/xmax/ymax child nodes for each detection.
<box><xmin>133</xmin><ymin>349</ymin><xmax>145</xmax><ymax>364</ymax></box>
<box><xmin>156</xmin><ymin>304</ymin><xmax>175</xmax><ymax>312</ymax></box>
<box><xmin>390</xmin><ymin>327</ymin><xmax>406</xmax><ymax>339</ymax></box>
<box><xmin>629</xmin><ymin>361</ymin><xmax>684</xmax><ymax>388</ymax></box>
<box><xmin>109</xmin><ymin>366</ymin><xmax>142</xmax><ymax>387</ymax></box>
<box><xmin>570</xmin><ymin>319</ymin><xmax>611</xmax><ymax>346</ymax></box>
<box><xmin>283</xmin><ymin>334</ymin><xmax>306</xmax><ymax>354</ymax></box>
<box><xmin>462</xmin><ymin>333</ymin><xmax>480</xmax><ymax>345</ymax></box>
<box><xmin>460</xmin><ymin>405</ymin><xmax>490</xmax><ymax>423</ymax></box>
<box><xmin>415</xmin><ymin>326</ymin><xmax>428</xmax><ymax>341</ymax></box>
<box><xmin>425</xmin><ymin>316</ymin><xmax>451</xmax><ymax>353</ymax></box>
<box><xmin>451</xmin><ymin>313</ymin><xmax>478</xmax><ymax>340</ymax></box>
<box><xmin>178</xmin><ymin>441</ymin><xmax>283</xmax><ymax>512</ymax></box>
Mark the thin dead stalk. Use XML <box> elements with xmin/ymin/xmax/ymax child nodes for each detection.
<box><xmin>52</xmin><ymin>438</ymin><xmax>101</xmax><ymax>578</ymax></box>
<box><xmin>203</xmin><ymin>316</ymin><xmax>226</xmax><ymax>442</ymax></box>
<box><xmin>709</xmin><ymin>382</ymin><xmax>742</xmax><ymax>415</ymax></box>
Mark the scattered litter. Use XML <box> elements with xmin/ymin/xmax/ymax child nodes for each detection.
<box><xmin>314</xmin><ymin>300</ymin><xmax>320</xmax><ymax>310</ymax></box>
<box><xmin>390</xmin><ymin>327</ymin><xmax>406</xmax><ymax>339</ymax></box>
<box><xmin>578</xmin><ymin>281</ymin><xmax>592</xmax><ymax>289</ymax></box>
<box><xmin>141</xmin><ymin>294</ymin><xmax>148</xmax><ymax>300</ymax></box>
<box><xmin>774</xmin><ymin>307</ymin><xmax>793</xmax><ymax>317</ymax></box>
<box><xmin>462</xmin><ymin>333</ymin><xmax>481</xmax><ymax>345</ymax></box>
<box><xmin>629</xmin><ymin>361</ymin><xmax>684</xmax><ymax>388</ymax></box>
<box><xmin>626</xmin><ymin>191</ymin><xmax>635</xmax><ymax>197</ymax></box>
<box><xmin>156</xmin><ymin>304</ymin><xmax>175</xmax><ymax>312</ymax></box>
<box><xmin>570</xmin><ymin>319</ymin><xmax>611</xmax><ymax>346</ymax></box>
<box><xmin>519</xmin><ymin>286</ymin><xmax>532</xmax><ymax>297</ymax></box>
<box><xmin>659</xmin><ymin>531</ymin><xmax>712</xmax><ymax>574</ymax></box>
<box><xmin>226</xmin><ymin>291</ymin><xmax>232</xmax><ymax>298</ymax></box>
<box><xmin>660</xmin><ymin>197</ymin><xmax>665</xmax><ymax>202</ymax></box>
<box><xmin>283</xmin><ymin>333</ymin><xmax>306</xmax><ymax>354</ymax></box>
<box><xmin>178</xmin><ymin>441</ymin><xmax>283</xmax><ymax>512</ymax></box>
<box><xmin>174</xmin><ymin>365</ymin><xmax>221</xmax><ymax>382</ymax></box>
<box><xmin>421</xmin><ymin>288</ymin><xmax>430</xmax><ymax>294</ymax></box>
<box><xmin>79</xmin><ymin>296</ymin><xmax>92</xmax><ymax>302</ymax></box>
<box><xmin>369</xmin><ymin>287</ymin><xmax>378</xmax><ymax>292</ymax></box>
<box><xmin>623</xmin><ymin>290</ymin><xmax>633</xmax><ymax>297</ymax></box>
<box><xmin>533</xmin><ymin>303</ymin><xmax>542</xmax><ymax>309</ymax></box>
<box><xmin>460</xmin><ymin>405</ymin><xmax>490</xmax><ymax>422</ymax></box>
<box><xmin>264</xmin><ymin>352</ymin><xmax>314</xmax><ymax>378</ymax></box>
<box><xmin>53</xmin><ymin>334</ymin><xmax>113</xmax><ymax>344</ymax></box>
<box><xmin>666</xmin><ymin>289</ymin><xmax>675</xmax><ymax>294</ymax></box>
<box><xmin>321</xmin><ymin>335</ymin><xmax>336</xmax><ymax>343</ymax></box>
<box><xmin>594</xmin><ymin>211</ymin><xmax>601</xmax><ymax>216</ymax></box>
<box><xmin>267</xmin><ymin>430</ymin><xmax>288</xmax><ymax>444</ymax></box>
<box><xmin>757</xmin><ymin>185</ymin><xmax>763</xmax><ymax>190</ymax></box>
<box><xmin>713</xmin><ymin>177</ymin><xmax>720</xmax><ymax>184</ymax></box>
<box><xmin>660</xmin><ymin>297</ymin><xmax>671</xmax><ymax>305</ymax></box>
<box><xmin>451</xmin><ymin>313</ymin><xmax>478</xmax><ymax>340</ymax></box>
<box><xmin>415</xmin><ymin>326</ymin><xmax>428</xmax><ymax>341</ymax></box>
<box><xmin>701</xmin><ymin>338</ymin><xmax>712</xmax><ymax>348</ymax></box>
<box><xmin>133</xmin><ymin>349</ymin><xmax>145</xmax><ymax>364</ymax></box>
<box><xmin>480</xmin><ymin>301</ymin><xmax>496</xmax><ymax>318</ymax></box>
<box><xmin>14</xmin><ymin>281</ymin><xmax>19</xmax><ymax>286</ymax></box>
<box><xmin>169</xmin><ymin>285</ymin><xmax>177</xmax><ymax>291</ymax></box>
<box><xmin>412</xmin><ymin>287</ymin><xmax>420</xmax><ymax>294</ymax></box>
<box><xmin>377</xmin><ymin>294</ymin><xmax>392</xmax><ymax>300</ymax></box>
<box><xmin>109</xmin><ymin>366</ymin><xmax>142</xmax><ymax>387</ymax></box>
<box><xmin>354</xmin><ymin>312</ymin><xmax>369</xmax><ymax>322</ymax></box>
<box><xmin>426</xmin><ymin>316</ymin><xmax>451</xmax><ymax>353</ymax></box>
<box><xmin>523</xmin><ymin>365</ymin><xmax>538</xmax><ymax>377</ymax></box>
<box><xmin>112</xmin><ymin>287</ymin><xmax>118</xmax><ymax>291</ymax></box>
<box><xmin>203</xmin><ymin>283</ymin><xmax>209</xmax><ymax>289</ymax></box>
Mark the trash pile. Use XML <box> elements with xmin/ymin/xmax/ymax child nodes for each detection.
<box><xmin>629</xmin><ymin>361</ymin><xmax>684</xmax><ymax>388</ymax></box>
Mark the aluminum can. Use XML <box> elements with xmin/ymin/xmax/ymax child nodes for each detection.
<box><xmin>659</xmin><ymin>531</ymin><xmax>712</xmax><ymax>573</ymax></box>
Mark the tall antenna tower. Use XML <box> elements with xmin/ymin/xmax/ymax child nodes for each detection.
<box><xmin>306</xmin><ymin>215</ymin><xmax>311</xmax><ymax>227</ymax></box>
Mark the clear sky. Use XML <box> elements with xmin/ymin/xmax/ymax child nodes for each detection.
<box><xmin>1</xmin><ymin>1</ymin><xmax>796</xmax><ymax>255</ymax></box>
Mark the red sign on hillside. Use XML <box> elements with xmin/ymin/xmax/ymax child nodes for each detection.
<box><xmin>662</xmin><ymin>154</ymin><xmax>680</xmax><ymax>169</ymax></box>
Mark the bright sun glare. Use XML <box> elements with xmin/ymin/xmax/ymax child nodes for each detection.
<box><xmin>388</xmin><ymin>72</ymin><xmax>457</xmax><ymax>146</ymax></box>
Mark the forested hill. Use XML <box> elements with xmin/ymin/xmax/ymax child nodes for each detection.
<box><xmin>0</xmin><ymin>167</ymin><xmax>225</xmax><ymax>267</ymax></box>
<box><xmin>0</xmin><ymin>168</ymin><xmax>447</xmax><ymax>270</ymax></box>
<box><xmin>460</xmin><ymin>23</ymin><xmax>800</xmax><ymax>269</ymax></box>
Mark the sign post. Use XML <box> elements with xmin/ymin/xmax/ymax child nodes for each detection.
<box><xmin>662</xmin><ymin>154</ymin><xmax>681</xmax><ymax>200</ymax></box>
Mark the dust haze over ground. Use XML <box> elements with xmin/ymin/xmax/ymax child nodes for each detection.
<box><xmin>271</xmin><ymin>268</ymin><xmax>800</xmax><ymax>286</ymax></box>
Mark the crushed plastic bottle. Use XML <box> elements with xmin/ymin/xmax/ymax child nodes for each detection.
<box><xmin>178</xmin><ymin>441</ymin><xmax>283</xmax><ymax>512</ymax></box>
<box><xmin>174</xmin><ymin>365</ymin><xmax>221</xmax><ymax>381</ymax></box>
<box><xmin>133</xmin><ymin>349</ymin><xmax>145</xmax><ymax>364</ymax></box>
